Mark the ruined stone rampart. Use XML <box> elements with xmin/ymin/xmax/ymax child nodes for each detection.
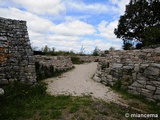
<box><xmin>78</xmin><ymin>56</ymin><xmax>99</xmax><ymax>62</ymax></box>
<box><xmin>35</xmin><ymin>55</ymin><xmax>73</xmax><ymax>71</ymax></box>
<box><xmin>93</xmin><ymin>47</ymin><xmax>160</xmax><ymax>104</ymax></box>
<box><xmin>0</xmin><ymin>17</ymin><xmax>36</xmax><ymax>85</ymax></box>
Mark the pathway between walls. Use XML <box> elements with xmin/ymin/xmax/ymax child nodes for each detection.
<box><xmin>45</xmin><ymin>62</ymin><xmax>122</xmax><ymax>104</ymax></box>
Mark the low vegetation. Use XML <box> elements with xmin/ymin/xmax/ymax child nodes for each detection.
<box><xmin>71</xmin><ymin>56</ymin><xmax>84</xmax><ymax>64</ymax></box>
<box><xmin>111</xmin><ymin>81</ymin><xmax>160</xmax><ymax>115</ymax></box>
<box><xmin>0</xmin><ymin>81</ymin><xmax>142</xmax><ymax>120</ymax></box>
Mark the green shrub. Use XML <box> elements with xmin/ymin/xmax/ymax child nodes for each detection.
<box><xmin>112</xmin><ymin>80</ymin><xmax>121</xmax><ymax>89</ymax></box>
<box><xmin>71</xmin><ymin>56</ymin><xmax>84</xmax><ymax>64</ymax></box>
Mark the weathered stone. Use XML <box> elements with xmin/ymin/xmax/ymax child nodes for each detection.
<box><xmin>137</xmin><ymin>73</ymin><xmax>146</xmax><ymax>80</ymax></box>
<box><xmin>153</xmin><ymin>95</ymin><xmax>160</xmax><ymax>100</ymax></box>
<box><xmin>140</xmin><ymin>63</ymin><xmax>149</xmax><ymax>68</ymax></box>
<box><xmin>137</xmin><ymin>79</ymin><xmax>146</xmax><ymax>85</ymax></box>
<box><xmin>146</xmin><ymin>85</ymin><xmax>156</xmax><ymax>91</ymax></box>
<box><xmin>101</xmin><ymin>76</ymin><xmax>107</xmax><ymax>82</ymax></box>
<box><xmin>0</xmin><ymin>17</ymin><xmax>36</xmax><ymax>84</ymax></box>
<box><xmin>93</xmin><ymin>75</ymin><xmax>101</xmax><ymax>82</ymax></box>
<box><xmin>150</xmin><ymin>63</ymin><xmax>160</xmax><ymax>68</ymax></box>
<box><xmin>0</xmin><ymin>88</ymin><xmax>4</xmax><ymax>95</ymax></box>
<box><xmin>146</xmin><ymin>98</ymin><xmax>156</xmax><ymax>103</ymax></box>
<box><xmin>144</xmin><ymin>67</ymin><xmax>159</xmax><ymax>76</ymax></box>
<box><xmin>106</xmin><ymin>75</ymin><xmax>112</xmax><ymax>80</ymax></box>
<box><xmin>151</xmin><ymin>81</ymin><xmax>160</xmax><ymax>86</ymax></box>
<box><xmin>112</xmin><ymin>63</ymin><xmax>122</xmax><ymax>68</ymax></box>
<box><xmin>155</xmin><ymin>88</ymin><xmax>160</xmax><ymax>95</ymax></box>
<box><xmin>128</xmin><ymin>90</ymin><xmax>140</xmax><ymax>95</ymax></box>
<box><xmin>123</xmin><ymin>66</ymin><xmax>134</xmax><ymax>70</ymax></box>
<box><xmin>0</xmin><ymin>36</ymin><xmax>7</xmax><ymax>41</ymax></box>
<box><xmin>141</xmin><ymin>89</ymin><xmax>153</xmax><ymax>97</ymax></box>
<box><xmin>155</xmin><ymin>47</ymin><xmax>160</xmax><ymax>55</ymax></box>
<box><xmin>131</xmin><ymin>81</ymin><xmax>144</xmax><ymax>88</ymax></box>
<box><xmin>0</xmin><ymin>79</ymin><xmax>9</xmax><ymax>84</ymax></box>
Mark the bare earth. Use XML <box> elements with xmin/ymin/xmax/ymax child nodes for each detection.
<box><xmin>45</xmin><ymin>62</ymin><xmax>123</xmax><ymax>103</ymax></box>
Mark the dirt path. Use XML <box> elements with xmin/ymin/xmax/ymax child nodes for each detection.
<box><xmin>45</xmin><ymin>62</ymin><xmax>124</xmax><ymax>103</ymax></box>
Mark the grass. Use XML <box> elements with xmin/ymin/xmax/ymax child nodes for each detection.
<box><xmin>1</xmin><ymin>80</ymin><xmax>159</xmax><ymax>119</ymax></box>
<box><xmin>71</xmin><ymin>56</ymin><xmax>84</xmax><ymax>64</ymax></box>
<box><xmin>110</xmin><ymin>85</ymin><xmax>160</xmax><ymax>115</ymax></box>
<box><xmin>0</xmin><ymin>81</ymin><xmax>132</xmax><ymax>120</ymax></box>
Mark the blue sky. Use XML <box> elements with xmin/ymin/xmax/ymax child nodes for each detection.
<box><xmin>0</xmin><ymin>0</ymin><xmax>130</xmax><ymax>53</ymax></box>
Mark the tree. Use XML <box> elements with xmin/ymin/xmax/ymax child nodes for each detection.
<box><xmin>79</xmin><ymin>45</ymin><xmax>85</xmax><ymax>55</ymax></box>
<box><xmin>109</xmin><ymin>46</ymin><xmax>115</xmax><ymax>51</ymax></box>
<box><xmin>114</xmin><ymin>0</ymin><xmax>160</xmax><ymax>46</ymax></box>
<box><xmin>92</xmin><ymin>46</ymin><xmax>100</xmax><ymax>56</ymax></box>
<box><xmin>42</xmin><ymin>45</ymin><xmax>50</xmax><ymax>54</ymax></box>
<box><xmin>123</xmin><ymin>42</ymin><xmax>133</xmax><ymax>50</ymax></box>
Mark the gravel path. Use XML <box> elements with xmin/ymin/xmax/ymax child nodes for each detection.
<box><xmin>45</xmin><ymin>62</ymin><xmax>122</xmax><ymax>103</ymax></box>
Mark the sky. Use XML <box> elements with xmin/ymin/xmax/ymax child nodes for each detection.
<box><xmin>0</xmin><ymin>0</ymin><xmax>130</xmax><ymax>53</ymax></box>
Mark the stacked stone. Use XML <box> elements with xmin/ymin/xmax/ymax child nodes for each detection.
<box><xmin>78</xmin><ymin>56</ymin><xmax>99</xmax><ymax>62</ymax></box>
<box><xmin>93</xmin><ymin>47</ymin><xmax>160</xmax><ymax>104</ymax></box>
<box><xmin>35</xmin><ymin>55</ymin><xmax>73</xmax><ymax>71</ymax></box>
<box><xmin>0</xmin><ymin>17</ymin><xmax>36</xmax><ymax>85</ymax></box>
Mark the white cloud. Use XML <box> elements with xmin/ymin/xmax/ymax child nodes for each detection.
<box><xmin>109</xmin><ymin>0</ymin><xmax>130</xmax><ymax>14</ymax></box>
<box><xmin>0</xmin><ymin>7</ymin><xmax>54</xmax><ymax>32</ymax></box>
<box><xmin>0</xmin><ymin>0</ymin><xmax>126</xmax><ymax>53</ymax></box>
<box><xmin>66</xmin><ymin>0</ymin><xmax>117</xmax><ymax>14</ymax></box>
<box><xmin>12</xmin><ymin>0</ymin><xmax>65</xmax><ymax>16</ymax></box>
<box><xmin>0</xmin><ymin>7</ymin><xmax>97</xmax><ymax>52</ymax></box>
<box><xmin>80</xmin><ymin>39</ymin><xmax>122</xmax><ymax>52</ymax></box>
<box><xmin>98</xmin><ymin>20</ymin><xmax>121</xmax><ymax>42</ymax></box>
<box><xmin>50</xmin><ymin>20</ymin><xmax>96</xmax><ymax>36</ymax></box>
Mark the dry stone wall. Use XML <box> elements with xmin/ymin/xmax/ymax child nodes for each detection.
<box><xmin>78</xmin><ymin>56</ymin><xmax>99</xmax><ymax>62</ymax></box>
<box><xmin>0</xmin><ymin>17</ymin><xmax>36</xmax><ymax>85</ymax></box>
<box><xmin>35</xmin><ymin>55</ymin><xmax>73</xmax><ymax>71</ymax></box>
<box><xmin>93</xmin><ymin>47</ymin><xmax>160</xmax><ymax>104</ymax></box>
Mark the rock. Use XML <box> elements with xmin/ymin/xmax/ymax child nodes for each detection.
<box><xmin>155</xmin><ymin>47</ymin><xmax>160</xmax><ymax>55</ymax></box>
<box><xmin>151</xmin><ymin>81</ymin><xmax>160</xmax><ymax>87</ymax></box>
<box><xmin>131</xmin><ymin>81</ymin><xmax>144</xmax><ymax>88</ymax></box>
<box><xmin>0</xmin><ymin>36</ymin><xmax>7</xmax><ymax>41</ymax></box>
<box><xmin>123</xmin><ymin>66</ymin><xmax>134</xmax><ymax>70</ymax></box>
<box><xmin>141</xmin><ymin>89</ymin><xmax>153</xmax><ymax>97</ymax></box>
<box><xmin>146</xmin><ymin>98</ymin><xmax>156</xmax><ymax>103</ymax></box>
<box><xmin>93</xmin><ymin>75</ymin><xmax>101</xmax><ymax>82</ymax></box>
<box><xmin>0</xmin><ymin>88</ymin><xmax>4</xmax><ymax>95</ymax></box>
<box><xmin>128</xmin><ymin>90</ymin><xmax>140</xmax><ymax>95</ymax></box>
<box><xmin>150</xmin><ymin>63</ymin><xmax>160</xmax><ymax>68</ymax></box>
<box><xmin>146</xmin><ymin>85</ymin><xmax>156</xmax><ymax>91</ymax></box>
<box><xmin>112</xmin><ymin>63</ymin><xmax>122</xmax><ymax>68</ymax></box>
<box><xmin>137</xmin><ymin>79</ymin><xmax>146</xmax><ymax>85</ymax></box>
<box><xmin>155</xmin><ymin>87</ymin><xmax>160</xmax><ymax>95</ymax></box>
<box><xmin>137</xmin><ymin>73</ymin><xmax>146</xmax><ymax>80</ymax></box>
<box><xmin>0</xmin><ymin>79</ymin><xmax>9</xmax><ymax>84</ymax></box>
<box><xmin>144</xmin><ymin>67</ymin><xmax>159</xmax><ymax>76</ymax></box>
<box><xmin>153</xmin><ymin>95</ymin><xmax>160</xmax><ymax>100</ymax></box>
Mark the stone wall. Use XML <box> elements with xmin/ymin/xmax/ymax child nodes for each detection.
<box><xmin>35</xmin><ymin>55</ymin><xmax>73</xmax><ymax>71</ymax></box>
<box><xmin>78</xmin><ymin>56</ymin><xmax>99</xmax><ymax>62</ymax></box>
<box><xmin>0</xmin><ymin>17</ymin><xmax>36</xmax><ymax>85</ymax></box>
<box><xmin>34</xmin><ymin>55</ymin><xmax>73</xmax><ymax>81</ymax></box>
<box><xmin>93</xmin><ymin>47</ymin><xmax>160</xmax><ymax>104</ymax></box>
